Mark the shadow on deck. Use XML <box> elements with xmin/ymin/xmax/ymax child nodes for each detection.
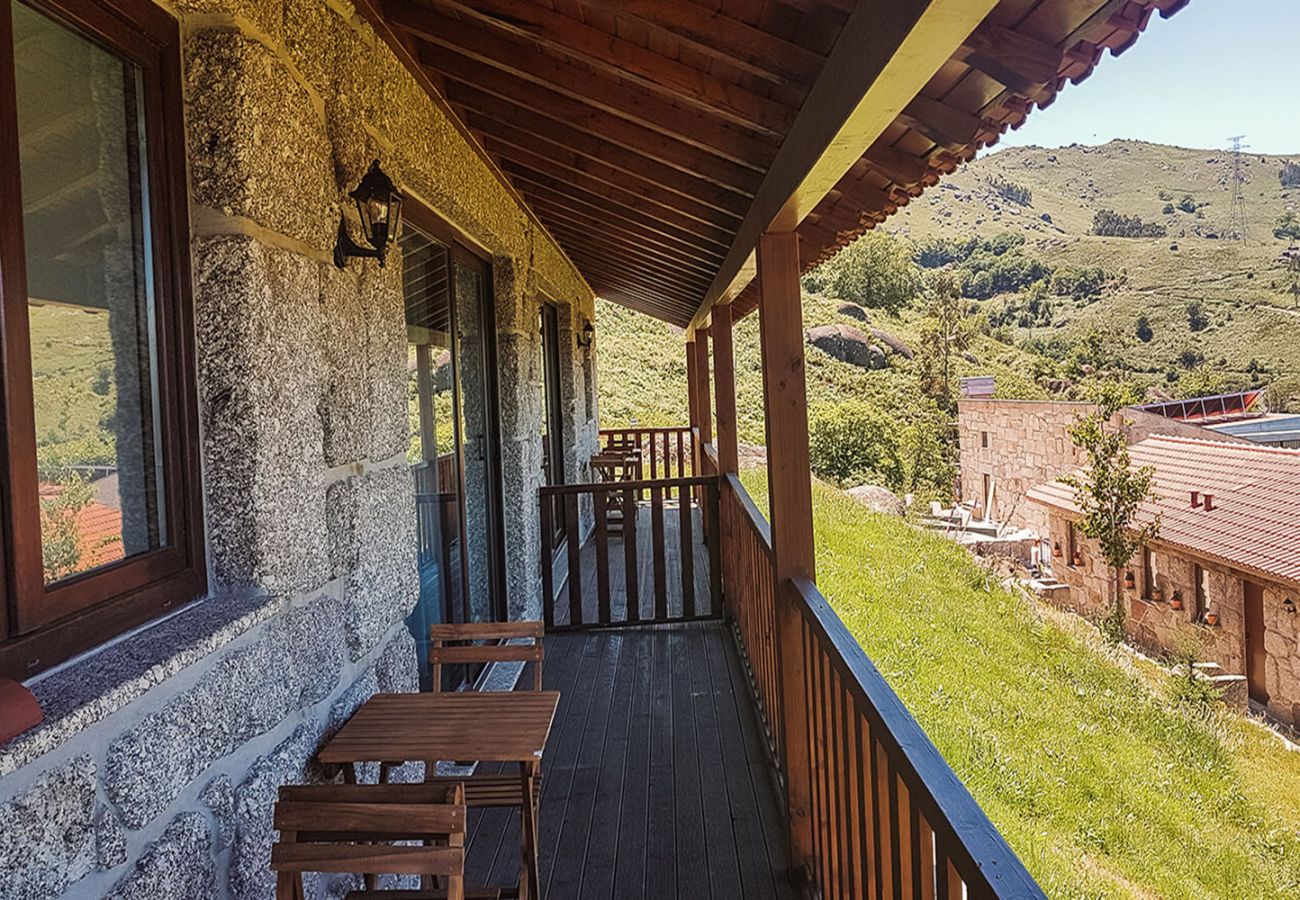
<box><xmin>465</xmin><ymin>623</ymin><xmax>798</xmax><ymax>899</ymax></box>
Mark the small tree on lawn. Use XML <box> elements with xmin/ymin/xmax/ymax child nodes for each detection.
<box><xmin>916</xmin><ymin>270</ymin><xmax>975</xmax><ymax>412</ymax></box>
<box><xmin>1059</xmin><ymin>386</ymin><xmax>1160</xmax><ymax>642</ymax></box>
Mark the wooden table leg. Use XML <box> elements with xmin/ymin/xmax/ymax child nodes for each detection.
<box><xmin>519</xmin><ymin>760</ymin><xmax>540</xmax><ymax>900</ymax></box>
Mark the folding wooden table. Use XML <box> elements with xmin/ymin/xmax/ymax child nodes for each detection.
<box><xmin>318</xmin><ymin>690</ymin><xmax>560</xmax><ymax>899</ymax></box>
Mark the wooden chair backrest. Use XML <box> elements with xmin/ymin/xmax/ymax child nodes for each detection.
<box><xmin>429</xmin><ymin>620</ymin><xmax>544</xmax><ymax>693</ymax></box>
<box><xmin>270</xmin><ymin>783</ymin><xmax>467</xmax><ymax>900</ymax></box>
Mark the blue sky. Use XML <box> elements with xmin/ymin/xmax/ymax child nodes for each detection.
<box><xmin>988</xmin><ymin>1</ymin><xmax>1300</xmax><ymax>155</ymax></box>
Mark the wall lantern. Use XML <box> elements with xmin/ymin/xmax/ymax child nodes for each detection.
<box><xmin>576</xmin><ymin>319</ymin><xmax>595</xmax><ymax>349</ymax></box>
<box><xmin>1285</xmin><ymin>597</ymin><xmax>1297</xmax><ymax>615</ymax></box>
<box><xmin>333</xmin><ymin>159</ymin><xmax>403</xmax><ymax>269</ymax></box>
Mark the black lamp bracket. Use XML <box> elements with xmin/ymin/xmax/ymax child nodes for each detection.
<box><xmin>333</xmin><ymin>215</ymin><xmax>384</xmax><ymax>269</ymax></box>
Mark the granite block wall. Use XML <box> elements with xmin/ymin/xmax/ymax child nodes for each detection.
<box><xmin>1044</xmin><ymin>510</ymin><xmax>1300</xmax><ymax>727</ymax></box>
<box><xmin>0</xmin><ymin>1</ymin><xmax>598</xmax><ymax>897</ymax></box>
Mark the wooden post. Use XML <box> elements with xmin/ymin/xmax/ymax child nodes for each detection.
<box><xmin>694</xmin><ymin>330</ymin><xmax>713</xmax><ymax>448</ymax></box>
<box><xmin>712</xmin><ymin>303</ymin><xmax>739</xmax><ymax>475</ymax></box>
<box><xmin>756</xmin><ymin>230</ymin><xmax>816</xmax><ymax>879</ymax></box>
<box><xmin>685</xmin><ymin>335</ymin><xmax>700</xmax><ymax>474</ymax></box>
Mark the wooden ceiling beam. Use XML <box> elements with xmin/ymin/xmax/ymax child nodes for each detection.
<box><xmin>479</xmin><ymin>133</ymin><xmax>740</xmax><ymax>232</ymax></box>
<box><xmin>586</xmin><ymin>0</ymin><xmax>824</xmax><ymax>88</ymax></box>
<box><xmin>499</xmin><ymin>161</ymin><xmax>734</xmax><ymax>251</ymax></box>
<box><xmin>560</xmin><ymin>254</ymin><xmax>703</xmax><ymax>307</ymax></box>
<box><xmin>525</xmin><ymin>195</ymin><xmax>723</xmax><ymax>275</ymax></box>
<box><xmin>898</xmin><ymin>95</ymin><xmax>985</xmax><ymax>149</ymax></box>
<box><xmin>826</xmin><ymin>177</ymin><xmax>898</xmax><ymax>218</ymax></box>
<box><xmin>957</xmin><ymin>21</ymin><xmax>1065</xmax><ymax>95</ymax></box>
<box><xmin>404</xmin><ymin>0</ymin><xmax>795</xmax><ymax>136</ymax></box>
<box><xmin>440</xmin><ymin>78</ymin><xmax>762</xmax><ymax>196</ymax></box>
<box><xmin>461</xmin><ymin>110</ymin><xmax>750</xmax><ymax>218</ymax></box>
<box><xmin>862</xmin><ymin>139</ymin><xmax>934</xmax><ymax>190</ymax></box>
<box><xmin>538</xmin><ymin>228</ymin><xmax>717</xmax><ymax>295</ymax></box>
<box><xmin>689</xmin><ymin>0</ymin><xmax>1000</xmax><ymax>329</ymax></box>
<box><xmin>399</xmin><ymin>12</ymin><xmax>776</xmax><ymax>169</ymax></box>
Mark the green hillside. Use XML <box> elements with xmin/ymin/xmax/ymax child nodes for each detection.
<box><xmin>756</xmin><ymin>471</ymin><xmax>1300</xmax><ymax>898</ymax></box>
<box><xmin>892</xmin><ymin>140</ymin><xmax>1300</xmax><ymax>402</ymax></box>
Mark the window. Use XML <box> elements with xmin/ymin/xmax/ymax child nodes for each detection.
<box><xmin>1193</xmin><ymin>563</ymin><xmax>1210</xmax><ymax>620</ymax></box>
<box><xmin>1142</xmin><ymin>546</ymin><xmax>1156</xmax><ymax>600</ymax></box>
<box><xmin>980</xmin><ymin>431</ymin><xmax>989</xmax><ymax>448</ymax></box>
<box><xmin>0</xmin><ymin>0</ymin><xmax>203</xmax><ymax>679</ymax></box>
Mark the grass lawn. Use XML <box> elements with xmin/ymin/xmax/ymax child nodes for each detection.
<box><xmin>742</xmin><ymin>470</ymin><xmax>1300</xmax><ymax>898</ymax></box>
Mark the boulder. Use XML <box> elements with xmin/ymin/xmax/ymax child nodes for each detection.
<box><xmin>836</xmin><ymin>301</ymin><xmax>868</xmax><ymax>322</ymax></box>
<box><xmin>805</xmin><ymin>325</ymin><xmax>887</xmax><ymax>370</ymax></box>
<box><xmin>846</xmin><ymin>484</ymin><xmax>906</xmax><ymax>516</ymax></box>
<box><xmin>869</xmin><ymin>327</ymin><xmax>914</xmax><ymax>360</ymax></box>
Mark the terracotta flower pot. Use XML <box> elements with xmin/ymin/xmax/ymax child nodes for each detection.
<box><xmin>1152</xmin><ymin>588</ymin><xmax>1164</xmax><ymax>602</ymax></box>
<box><xmin>1072</xmin><ymin>553</ymin><xmax>1083</xmax><ymax>567</ymax></box>
<box><xmin>1124</xmin><ymin>572</ymin><xmax>1136</xmax><ymax>589</ymax></box>
<box><xmin>1205</xmin><ymin>611</ymin><xmax>1218</xmax><ymax>627</ymax></box>
<box><xmin>1171</xmin><ymin>596</ymin><xmax>1183</xmax><ymax>611</ymax></box>
<box><xmin>1052</xmin><ymin>544</ymin><xmax>1062</xmax><ymax>558</ymax></box>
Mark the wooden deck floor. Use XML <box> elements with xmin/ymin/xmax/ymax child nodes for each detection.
<box><xmin>464</xmin><ymin>623</ymin><xmax>799</xmax><ymax>899</ymax></box>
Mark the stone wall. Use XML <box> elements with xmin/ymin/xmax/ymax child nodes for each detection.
<box><xmin>0</xmin><ymin>1</ymin><xmax>597</xmax><ymax>897</ymax></box>
<box><xmin>1044</xmin><ymin>509</ymin><xmax>1300</xmax><ymax>727</ymax></box>
<box><xmin>958</xmin><ymin>399</ymin><xmax>1243</xmax><ymax>537</ymax></box>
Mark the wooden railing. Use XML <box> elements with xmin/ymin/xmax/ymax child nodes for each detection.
<box><xmin>597</xmin><ymin>426</ymin><xmax>693</xmax><ymax>481</ymax></box>
<box><xmin>720</xmin><ymin>473</ymin><xmax>783</xmax><ymax>765</ymax></box>
<box><xmin>719</xmin><ymin>475</ymin><xmax>1044</xmax><ymax>899</ymax></box>
<box><xmin>539</xmin><ymin>476</ymin><xmax>721</xmax><ymax>630</ymax></box>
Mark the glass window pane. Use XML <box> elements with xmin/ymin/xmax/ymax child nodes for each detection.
<box><xmin>13</xmin><ymin>2</ymin><xmax>166</xmax><ymax>583</ymax></box>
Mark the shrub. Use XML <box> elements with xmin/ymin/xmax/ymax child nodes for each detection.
<box><xmin>1162</xmin><ymin>203</ymin><xmax>1175</xmax><ymax>215</ymax></box>
<box><xmin>1092</xmin><ymin>209</ymin><xmax>1167</xmax><ymax>238</ymax></box>
<box><xmin>1280</xmin><ymin>161</ymin><xmax>1300</xmax><ymax>188</ymax></box>
<box><xmin>1177</xmin><ymin>195</ymin><xmax>1199</xmax><ymax>214</ymax></box>
<box><xmin>802</xmin><ymin>231</ymin><xmax>922</xmax><ymax>313</ymax></box>
<box><xmin>808</xmin><ymin>400</ymin><xmax>903</xmax><ymax>490</ymax></box>
<box><xmin>986</xmin><ymin>174</ymin><xmax>1032</xmax><ymax>206</ymax></box>
<box><xmin>1273</xmin><ymin>211</ymin><xmax>1300</xmax><ymax>241</ymax></box>
<box><xmin>1135</xmin><ymin>315</ymin><xmax>1154</xmax><ymax>343</ymax></box>
<box><xmin>1186</xmin><ymin>301</ymin><xmax>1210</xmax><ymax>332</ymax></box>
<box><xmin>1051</xmin><ymin>266</ymin><xmax>1108</xmax><ymax>301</ymax></box>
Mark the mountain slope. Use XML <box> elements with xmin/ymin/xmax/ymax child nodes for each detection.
<box><xmin>891</xmin><ymin>140</ymin><xmax>1300</xmax><ymax>400</ymax></box>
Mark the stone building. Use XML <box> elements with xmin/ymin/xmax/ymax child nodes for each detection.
<box><xmin>0</xmin><ymin>2</ymin><xmax>598</xmax><ymax>895</ymax></box>
<box><xmin>1029</xmin><ymin>436</ymin><xmax>1300</xmax><ymax>727</ymax></box>
<box><xmin>958</xmin><ymin>398</ymin><xmax>1239</xmax><ymax>537</ymax></box>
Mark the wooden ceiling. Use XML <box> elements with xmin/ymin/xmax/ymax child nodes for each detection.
<box><xmin>365</xmin><ymin>0</ymin><xmax>1188</xmax><ymax>327</ymax></box>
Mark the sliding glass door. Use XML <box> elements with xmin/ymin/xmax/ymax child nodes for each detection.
<box><xmin>401</xmin><ymin>216</ymin><xmax>506</xmax><ymax>680</ymax></box>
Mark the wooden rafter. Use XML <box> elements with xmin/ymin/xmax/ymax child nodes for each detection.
<box><xmin>398</xmin><ymin>0</ymin><xmax>796</xmax><ymax>136</ymax></box>
<box><xmin>397</xmin><ymin>8</ymin><xmax>777</xmax><ymax>169</ymax></box>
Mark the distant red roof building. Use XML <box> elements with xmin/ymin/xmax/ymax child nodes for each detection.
<box><xmin>1028</xmin><ymin>435</ymin><xmax>1300</xmax><ymax>588</ymax></box>
<box><xmin>38</xmin><ymin>482</ymin><xmax>125</xmax><ymax>574</ymax></box>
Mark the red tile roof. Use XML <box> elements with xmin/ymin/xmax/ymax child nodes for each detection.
<box><xmin>1028</xmin><ymin>435</ymin><xmax>1300</xmax><ymax>586</ymax></box>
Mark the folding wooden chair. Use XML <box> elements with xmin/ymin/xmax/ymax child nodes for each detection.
<box><xmin>269</xmin><ymin>782</ymin><xmax>500</xmax><ymax>900</ymax></box>
<box><xmin>420</xmin><ymin>621</ymin><xmax>545</xmax><ymax>811</ymax></box>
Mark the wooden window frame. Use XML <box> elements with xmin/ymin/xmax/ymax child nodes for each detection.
<box><xmin>0</xmin><ymin>0</ymin><xmax>204</xmax><ymax>680</ymax></box>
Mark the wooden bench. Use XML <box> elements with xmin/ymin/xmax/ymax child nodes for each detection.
<box><xmin>270</xmin><ymin>782</ymin><xmax>500</xmax><ymax>900</ymax></box>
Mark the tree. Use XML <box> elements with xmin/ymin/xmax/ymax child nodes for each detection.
<box><xmin>1273</xmin><ymin>211</ymin><xmax>1300</xmax><ymax>241</ymax></box>
<box><xmin>916</xmin><ymin>271</ymin><xmax>974</xmax><ymax>411</ymax></box>
<box><xmin>1059</xmin><ymin>390</ymin><xmax>1160</xmax><ymax>642</ymax></box>
<box><xmin>40</xmin><ymin>472</ymin><xmax>95</xmax><ymax>582</ymax></box>
<box><xmin>802</xmin><ymin>230</ymin><xmax>922</xmax><ymax>313</ymax></box>
<box><xmin>1186</xmin><ymin>301</ymin><xmax>1210</xmax><ymax>332</ymax></box>
<box><xmin>807</xmin><ymin>400</ymin><xmax>903</xmax><ymax>490</ymax></box>
<box><xmin>1287</xmin><ymin>253</ymin><xmax>1300</xmax><ymax>309</ymax></box>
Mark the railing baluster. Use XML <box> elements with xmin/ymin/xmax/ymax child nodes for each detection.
<box><xmin>565</xmin><ymin>493</ymin><xmax>582</xmax><ymax>627</ymax></box>
<box><xmin>540</xmin><ymin>490</ymin><xmax>555</xmax><ymax>629</ymax></box>
<box><xmin>706</xmin><ymin>480</ymin><xmax>722</xmax><ymax>617</ymax></box>
<box><xmin>594</xmin><ymin>493</ymin><xmax>611</xmax><ymax>625</ymax></box>
<box><xmin>678</xmin><ymin>482</ymin><xmax>695</xmax><ymax>619</ymax></box>
<box><xmin>651</xmin><ymin>484</ymin><xmax>667</xmax><ymax>620</ymax></box>
<box><xmin>623</xmin><ymin>487</ymin><xmax>639</xmax><ymax>623</ymax></box>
